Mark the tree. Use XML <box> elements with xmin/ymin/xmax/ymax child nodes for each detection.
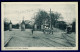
<box><xmin>34</xmin><ymin>10</ymin><xmax>49</xmax><ymax>25</ymax></box>
<box><xmin>4</xmin><ymin>21</ymin><xmax>9</xmax><ymax>31</ymax></box>
<box><xmin>33</xmin><ymin>10</ymin><xmax>50</xmax><ymax>30</ymax></box>
<box><xmin>25</xmin><ymin>24</ymin><xmax>32</xmax><ymax>29</ymax></box>
<box><xmin>4</xmin><ymin>18</ymin><xmax>9</xmax><ymax>31</ymax></box>
<box><xmin>72</xmin><ymin>21</ymin><xmax>76</xmax><ymax>32</ymax></box>
<box><xmin>50</xmin><ymin>12</ymin><xmax>62</xmax><ymax>27</ymax></box>
<box><xmin>57</xmin><ymin>21</ymin><xmax>67</xmax><ymax>30</ymax></box>
<box><xmin>33</xmin><ymin>9</ymin><xmax>63</xmax><ymax>30</ymax></box>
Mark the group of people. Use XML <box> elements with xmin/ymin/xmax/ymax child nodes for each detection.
<box><xmin>43</xmin><ymin>27</ymin><xmax>54</xmax><ymax>34</ymax></box>
<box><xmin>31</xmin><ymin>27</ymin><xmax>54</xmax><ymax>35</ymax></box>
<box><xmin>31</xmin><ymin>25</ymin><xmax>72</xmax><ymax>35</ymax></box>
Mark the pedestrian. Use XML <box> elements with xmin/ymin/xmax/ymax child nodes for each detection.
<box><xmin>31</xmin><ymin>29</ymin><xmax>34</xmax><ymax>35</ymax></box>
<box><xmin>52</xmin><ymin>27</ymin><xmax>54</xmax><ymax>34</ymax></box>
<box><xmin>43</xmin><ymin>29</ymin><xmax>45</xmax><ymax>34</ymax></box>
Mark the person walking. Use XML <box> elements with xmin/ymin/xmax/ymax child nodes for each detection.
<box><xmin>52</xmin><ymin>27</ymin><xmax>54</xmax><ymax>34</ymax></box>
<box><xmin>31</xmin><ymin>29</ymin><xmax>33</xmax><ymax>35</ymax></box>
<box><xmin>31</xmin><ymin>26</ymin><xmax>34</xmax><ymax>35</ymax></box>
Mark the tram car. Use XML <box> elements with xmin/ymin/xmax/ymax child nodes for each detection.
<box><xmin>66</xmin><ymin>24</ymin><xmax>72</xmax><ymax>34</ymax></box>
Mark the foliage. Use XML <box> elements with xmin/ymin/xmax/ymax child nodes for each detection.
<box><xmin>4</xmin><ymin>18</ymin><xmax>9</xmax><ymax>31</ymax></box>
<box><xmin>34</xmin><ymin>10</ymin><xmax>50</xmax><ymax>26</ymax></box>
<box><xmin>25</xmin><ymin>24</ymin><xmax>32</xmax><ymax>29</ymax></box>
<box><xmin>72</xmin><ymin>21</ymin><xmax>75</xmax><ymax>32</ymax></box>
<box><xmin>50</xmin><ymin>12</ymin><xmax>62</xmax><ymax>27</ymax></box>
<box><xmin>4</xmin><ymin>21</ymin><xmax>9</xmax><ymax>31</ymax></box>
<box><xmin>12</xmin><ymin>24</ymin><xmax>19</xmax><ymax>29</ymax></box>
<box><xmin>34</xmin><ymin>9</ymin><xmax>62</xmax><ymax>28</ymax></box>
<box><xmin>56</xmin><ymin>21</ymin><xmax>67</xmax><ymax>30</ymax></box>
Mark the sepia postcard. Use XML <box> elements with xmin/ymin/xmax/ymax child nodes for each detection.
<box><xmin>1</xmin><ymin>2</ymin><xmax>78</xmax><ymax>50</ymax></box>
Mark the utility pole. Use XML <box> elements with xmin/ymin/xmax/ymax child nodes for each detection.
<box><xmin>23</xmin><ymin>17</ymin><xmax>24</xmax><ymax>20</ymax></box>
<box><xmin>50</xmin><ymin>9</ymin><xmax>52</xmax><ymax>29</ymax></box>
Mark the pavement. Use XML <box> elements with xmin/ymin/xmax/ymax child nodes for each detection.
<box><xmin>4</xmin><ymin>28</ymin><xmax>76</xmax><ymax>47</ymax></box>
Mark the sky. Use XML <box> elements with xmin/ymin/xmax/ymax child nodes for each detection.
<box><xmin>3</xmin><ymin>3</ymin><xmax>77</xmax><ymax>24</ymax></box>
